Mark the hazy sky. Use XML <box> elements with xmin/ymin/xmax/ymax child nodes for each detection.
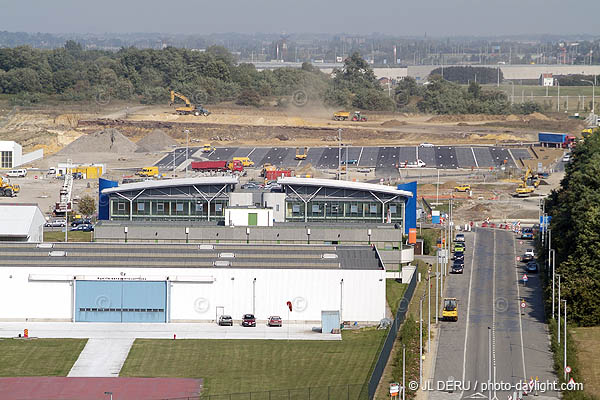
<box><xmin>2</xmin><ymin>0</ymin><xmax>599</xmax><ymax>36</ymax></box>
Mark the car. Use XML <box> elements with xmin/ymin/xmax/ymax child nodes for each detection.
<box><xmin>419</xmin><ymin>143</ymin><xmax>434</xmax><ymax>148</ymax></box>
<box><xmin>521</xmin><ymin>253</ymin><xmax>534</xmax><ymax>262</ymax></box>
<box><xmin>218</xmin><ymin>315</ymin><xmax>233</xmax><ymax>326</ymax></box>
<box><xmin>71</xmin><ymin>218</ymin><xmax>91</xmax><ymax>227</ymax></box>
<box><xmin>562</xmin><ymin>154</ymin><xmax>571</xmax><ymax>162</ymax></box>
<box><xmin>524</xmin><ymin>249</ymin><xmax>535</xmax><ymax>257</ymax></box>
<box><xmin>526</xmin><ymin>261</ymin><xmax>538</xmax><ymax>273</ymax></box>
<box><xmin>267</xmin><ymin>316</ymin><xmax>282</xmax><ymax>327</ymax></box>
<box><xmin>454</xmin><ymin>243</ymin><xmax>465</xmax><ymax>253</ymax></box>
<box><xmin>521</xmin><ymin>228</ymin><xmax>534</xmax><ymax>240</ymax></box>
<box><xmin>241</xmin><ymin>182</ymin><xmax>260</xmax><ymax>189</ymax></box>
<box><xmin>341</xmin><ymin>159</ymin><xmax>358</xmax><ymax>165</ymax></box>
<box><xmin>357</xmin><ymin>168</ymin><xmax>371</xmax><ymax>173</ymax></box>
<box><xmin>454</xmin><ymin>184</ymin><xmax>471</xmax><ymax>192</ymax></box>
<box><xmin>453</xmin><ymin>251</ymin><xmax>465</xmax><ymax>262</ymax></box>
<box><xmin>44</xmin><ymin>219</ymin><xmax>66</xmax><ymax>228</ymax></box>
<box><xmin>70</xmin><ymin>224</ymin><xmax>94</xmax><ymax>232</ymax></box>
<box><xmin>242</xmin><ymin>313</ymin><xmax>256</xmax><ymax>327</ymax></box>
<box><xmin>455</xmin><ymin>233</ymin><xmax>465</xmax><ymax>242</ymax></box>
<box><xmin>451</xmin><ymin>261</ymin><xmax>464</xmax><ymax>274</ymax></box>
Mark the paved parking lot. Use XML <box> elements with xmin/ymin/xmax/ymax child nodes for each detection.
<box><xmin>158</xmin><ymin>145</ymin><xmax>530</xmax><ymax>171</ymax></box>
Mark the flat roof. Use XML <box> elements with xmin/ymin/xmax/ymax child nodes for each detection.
<box><xmin>102</xmin><ymin>177</ymin><xmax>238</xmax><ymax>194</ymax></box>
<box><xmin>277</xmin><ymin>177</ymin><xmax>413</xmax><ymax>198</ymax></box>
<box><xmin>0</xmin><ymin>204</ymin><xmax>43</xmax><ymax>237</ymax></box>
<box><xmin>0</xmin><ymin>243</ymin><xmax>382</xmax><ymax>270</ymax></box>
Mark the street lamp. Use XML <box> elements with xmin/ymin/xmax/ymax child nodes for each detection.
<box><xmin>337</xmin><ymin>128</ymin><xmax>342</xmax><ymax>181</ymax></box>
<box><xmin>172</xmin><ymin>144</ymin><xmax>178</xmax><ymax>173</ymax></box>
<box><xmin>556</xmin><ymin>80</ymin><xmax>560</xmax><ymax>112</ymax></box>
<box><xmin>581</xmin><ymin>79</ymin><xmax>595</xmax><ymax>113</ymax></box>
<box><xmin>505</xmin><ymin>80</ymin><xmax>514</xmax><ymax>105</ymax></box>
<box><xmin>184</xmin><ymin>129</ymin><xmax>190</xmax><ymax>177</ymax></box>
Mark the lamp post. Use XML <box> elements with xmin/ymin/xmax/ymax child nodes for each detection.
<box><xmin>550</xmin><ymin>249</ymin><xmax>556</xmax><ymax>319</ymax></box>
<box><xmin>184</xmin><ymin>129</ymin><xmax>190</xmax><ymax>177</ymax></box>
<box><xmin>581</xmin><ymin>79</ymin><xmax>595</xmax><ymax>113</ymax></box>
<box><xmin>557</xmin><ymin>274</ymin><xmax>561</xmax><ymax>343</ymax></box>
<box><xmin>556</xmin><ymin>80</ymin><xmax>560</xmax><ymax>112</ymax></box>
<box><xmin>172</xmin><ymin>144</ymin><xmax>177</xmax><ymax>173</ymax></box>
<box><xmin>338</xmin><ymin>128</ymin><xmax>342</xmax><ymax>180</ymax></box>
<box><xmin>563</xmin><ymin>299</ymin><xmax>567</xmax><ymax>381</ymax></box>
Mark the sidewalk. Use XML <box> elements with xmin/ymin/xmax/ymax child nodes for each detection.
<box><xmin>68</xmin><ymin>338</ymin><xmax>134</xmax><ymax>377</ymax></box>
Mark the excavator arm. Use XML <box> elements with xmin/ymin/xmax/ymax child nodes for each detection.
<box><xmin>170</xmin><ymin>90</ymin><xmax>192</xmax><ymax>107</ymax></box>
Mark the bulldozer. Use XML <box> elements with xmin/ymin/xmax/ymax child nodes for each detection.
<box><xmin>169</xmin><ymin>90</ymin><xmax>211</xmax><ymax>116</ymax></box>
<box><xmin>351</xmin><ymin>111</ymin><xmax>367</xmax><ymax>122</ymax></box>
<box><xmin>0</xmin><ymin>176</ymin><xmax>20</xmax><ymax>197</ymax></box>
<box><xmin>442</xmin><ymin>298</ymin><xmax>458</xmax><ymax>321</ymax></box>
<box><xmin>295</xmin><ymin>147</ymin><xmax>308</xmax><ymax>160</ymax></box>
<box><xmin>515</xmin><ymin>167</ymin><xmax>539</xmax><ymax>197</ymax></box>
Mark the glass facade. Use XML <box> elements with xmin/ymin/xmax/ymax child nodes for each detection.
<box><xmin>1</xmin><ymin>151</ymin><xmax>12</xmax><ymax>168</ymax></box>
<box><xmin>111</xmin><ymin>198</ymin><xmax>228</xmax><ymax>221</ymax></box>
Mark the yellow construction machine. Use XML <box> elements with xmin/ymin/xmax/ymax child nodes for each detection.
<box><xmin>169</xmin><ymin>90</ymin><xmax>211</xmax><ymax>116</ymax></box>
<box><xmin>0</xmin><ymin>176</ymin><xmax>20</xmax><ymax>197</ymax></box>
<box><xmin>295</xmin><ymin>147</ymin><xmax>308</xmax><ymax>160</ymax></box>
<box><xmin>442</xmin><ymin>298</ymin><xmax>458</xmax><ymax>321</ymax></box>
<box><xmin>515</xmin><ymin>167</ymin><xmax>539</xmax><ymax>197</ymax></box>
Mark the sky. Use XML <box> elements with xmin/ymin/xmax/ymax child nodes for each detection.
<box><xmin>1</xmin><ymin>0</ymin><xmax>599</xmax><ymax>36</ymax></box>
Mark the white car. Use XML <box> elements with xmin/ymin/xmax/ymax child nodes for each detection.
<box><xmin>525</xmin><ymin>249</ymin><xmax>535</xmax><ymax>257</ymax></box>
<box><xmin>562</xmin><ymin>154</ymin><xmax>571</xmax><ymax>162</ymax></box>
<box><xmin>401</xmin><ymin>159</ymin><xmax>426</xmax><ymax>168</ymax></box>
<box><xmin>419</xmin><ymin>143</ymin><xmax>435</xmax><ymax>148</ymax></box>
<box><xmin>455</xmin><ymin>233</ymin><xmax>465</xmax><ymax>242</ymax></box>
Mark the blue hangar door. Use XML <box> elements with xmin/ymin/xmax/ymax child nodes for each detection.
<box><xmin>75</xmin><ymin>281</ymin><xmax>167</xmax><ymax>322</ymax></box>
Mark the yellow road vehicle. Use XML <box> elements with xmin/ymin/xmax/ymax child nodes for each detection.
<box><xmin>442</xmin><ymin>298</ymin><xmax>458</xmax><ymax>321</ymax></box>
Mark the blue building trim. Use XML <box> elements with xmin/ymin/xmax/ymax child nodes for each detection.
<box><xmin>98</xmin><ymin>178</ymin><xmax>118</xmax><ymax>220</ymax></box>
<box><xmin>397</xmin><ymin>181</ymin><xmax>417</xmax><ymax>234</ymax></box>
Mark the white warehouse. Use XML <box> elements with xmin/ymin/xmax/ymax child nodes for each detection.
<box><xmin>0</xmin><ymin>243</ymin><xmax>386</xmax><ymax>324</ymax></box>
<box><xmin>0</xmin><ymin>141</ymin><xmax>43</xmax><ymax>169</ymax></box>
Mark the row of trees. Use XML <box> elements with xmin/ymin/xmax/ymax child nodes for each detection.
<box><xmin>545</xmin><ymin>128</ymin><xmax>600</xmax><ymax>326</ymax></box>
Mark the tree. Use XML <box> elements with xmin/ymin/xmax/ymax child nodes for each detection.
<box><xmin>78</xmin><ymin>195</ymin><xmax>96</xmax><ymax>217</ymax></box>
<box><xmin>236</xmin><ymin>88</ymin><xmax>261</xmax><ymax>107</ymax></box>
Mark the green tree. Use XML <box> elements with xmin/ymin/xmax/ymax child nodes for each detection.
<box><xmin>78</xmin><ymin>195</ymin><xmax>96</xmax><ymax>217</ymax></box>
<box><xmin>236</xmin><ymin>88</ymin><xmax>261</xmax><ymax>107</ymax></box>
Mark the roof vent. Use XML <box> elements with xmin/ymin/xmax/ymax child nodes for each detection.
<box><xmin>322</xmin><ymin>253</ymin><xmax>338</xmax><ymax>259</ymax></box>
<box><xmin>214</xmin><ymin>260</ymin><xmax>231</xmax><ymax>267</ymax></box>
<box><xmin>219</xmin><ymin>253</ymin><xmax>235</xmax><ymax>258</ymax></box>
<box><xmin>48</xmin><ymin>251</ymin><xmax>67</xmax><ymax>257</ymax></box>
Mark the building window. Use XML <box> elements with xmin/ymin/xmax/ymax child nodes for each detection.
<box><xmin>312</xmin><ymin>204</ymin><xmax>320</xmax><ymax>213</ymax></box>
<box><xmin>157</xmin><ymin>203</ymin><xmax>164</xmax><ymax>212</ymax></box>
<box><xmin>276</xmin><ymin>204</ymin><xmax>280</xmax><ymax>212</ymax></box>
<box><xmin>0</xmin><ymin>151</ymin><xmax>12</xmax><ymax>168</ymax></box>
<box><xmin>195</xmin><ymin>203</ymin><xmax>204</xmax><ymax>212</ymax></box>
<box><xmin>176</xmin><ymin>203</ymin><xmax>184</xmax><ymax>212</ymax></box>
<box><xmin>117</xmin><ymin>202</ymin><xmax>126</xmax><ymax>211</ymax></box>
<box><xmin>215</xmin><ymin>203</ymin><xmax>222</xmax><ymax>212</ymax></box>
<box><xmin>350</xmin><ymin>205</ymin><xmax>358</xmax><ymax>213</ymax></box>
<box><xmin>292</xmin><ymin>204</ymin><xmax>300</xmax><ymax>213</ymax></box>
<box><xmin>137</xmin><ymin>203</ymin><xmax>145</xmax><ymax>212</ymax></box>
<box><xmin>389</xmin><ymin>205</ymin><xmax>397</xmax><ymax>213</ymax></box>
<box><xmin>369</xmin><ymin>205</ymin><xmax>378</xmax><ymax>214</ymax></box>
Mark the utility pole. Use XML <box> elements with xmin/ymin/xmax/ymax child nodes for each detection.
<box><xmin>551</xmin><ymin>249</ymin><xmax>556</xmax><ymax>319</ymax></box>
<box><xmin>402</xmin><ymin>345</ymin><xmax>406</xmax><ymax>400</ymax></box>
<box><xmin>428</xmin><ymin>271</ymin><xmax>431</xmax><ymax>352</ymax></box>
<box><xmin>185</xmin><ymin>129</ymin><xmax>190</xmax><ymax>177</ymax></box>
<box><xmin>558</xmin><ymin>274</ymin><xmax>561</xmax><ymax>343</ymax></box>
<box><xmin>563</xmin><ymin>300</ymin><xmax>567</xmax><ymax>381</ymax></box>
<box><xmin>338</xmin><ymin>128</ymin><xmax>342</xmax><ymax>181</ymax></box>
<box><xmin>436</xmin><ymin>250</ymin><xmax>439</xmax><ymax>324</ymax></box>
<box><xmin>419</xmin><ymin>296</ymin><xmax>423</xmax><ymax>386</ymax></box>
<box><xmin>488</xmin><ymin>327</ymin><xmax>492</xmax><ymax>400</ymax></box>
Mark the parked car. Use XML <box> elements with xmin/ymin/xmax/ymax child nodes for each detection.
<box><xmin>419</xmin><ymin>142</ymin><xmax>434</xmax><ymax>148</ymax></box>
<box><xmin>242</xmin><ymin>313</ymin><xmax>256</xmax><ymax>327</ymax></box>
<box><xmin>562</xmin><ymin>154</ymin><xmax>571</xmax><ymax>163</ymax></box>
<box><xmin>44</xmin><ymin>219</ymin><xmax>66</xmax><ymax>228</ymax></box>
<box><xmin>521</xmin><ymin>228</ymin><xmax>534</xmax><ymax>240</ymax></box>
<box><xmin>451</xmin><ymin>261</ymin><xmax>464</xmax><ymax>274</ymax></box>
<box><xmin>241</xmin><ymin>182</ymin><xmax>260</xmax><ymax>189</ymax></box>
<box><xmin>454</xmin><ymin>242</ymin><xmax>465</xmax><ymax>253</ymax></box>
<box><xmin>70</xmin><ymin>224</ymin><xmax>94</xmax><ymax>232</ymax></box>
<box><xmin>526</xmin><ymin>261</ymin><xmax>538</xmax><ymax>273</ymax></box>
<box><xmin>267</xmin><ymin>316</ymin><xmax>282</xmax><ymax>327</ymax></box>
<box><xmin>455</xmin><ymin>233</ymin><xmax>465</xmax><ymax>242</ymax></box>
<box><xmin>71</xmin><ymin>218</ymin><xmax>91</xmax><ymax>227</ymax></box>
<box><xmin>453</xmin><ymin>251</ymin><xmax>465</xmax><ymax>262</ymax></box>
<box><xmin>218</xmin><ymin>315</ymin><xmax>233</xmax><ymax>326</ymax></box>
<box><xmin>521</xmin><ymin>253</ymin><xmax>534</xmax><ymax>262</ymax></box>
<box><xmin>524</xmin><ymin>249</ymin><xmax>535</xmax><ymax>257</ymax></box>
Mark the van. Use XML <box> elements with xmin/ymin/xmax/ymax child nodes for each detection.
<box><xmin>6</xmin><ymin>169</ymin><xmax>27</xmax><ymax>178</ymax></box>
<box><xmin>137</xmin><ymin>166</ymin><xmax>159</xmax><ymax>177</ymax></box>
<box><xmin>233</xmin><ymin>157</ymin><xmax>254</xmax><ymax>167</ymax></box>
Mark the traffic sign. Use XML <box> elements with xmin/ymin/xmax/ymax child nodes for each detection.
<box><xmin>516</xmin><ymin>256</ymin><xmax>521</xmax><ymax>261</ymax></box>
<box><xmin>389</xmin><ymin>383</ymin><xmax>400</xmax><ymax>396</ymax></box>
<box><xmin>568</xmin><ymin>377</ymin><xmax>575</xmax><ymax>385</ymax></box>
<box><xmin>521</xmin><ymin>301</ymin><xmax>527</xmax><ymax>309</ymax></box>
<box><xmin>565</xmin><ymin>366</ymin><xmax>572</xmax><ymax>373</ymax></box>
<box><xmin>523</xmin><ymin>274</ymin><xmax>528</xmax><ymax>282</ymax></box>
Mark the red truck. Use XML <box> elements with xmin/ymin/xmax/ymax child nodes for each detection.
<box><xmin>265</xmin><ymin>169</ymin><xmax>292</xmax><ymax>180</ymax></box>
<box><xmin>191</xmin><ymin>160</ymin><xmax>243</xmax><ymax>172</ymax></box>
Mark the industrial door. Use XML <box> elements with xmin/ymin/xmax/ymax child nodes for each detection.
<box><xmin>75</xmin><ymin>281</ymin><xmax>167</xmax><ymax>322</ymax></box>
<box><xmin>248</xmin><ymin>213</ymin><xmax>258</xmax><ymax>226</ymax></box>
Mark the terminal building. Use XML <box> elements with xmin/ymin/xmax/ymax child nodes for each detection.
<box><xmin>99</xmin><ymin>177</ymin><xmax>416</xmax><ymax>234</ymax></box>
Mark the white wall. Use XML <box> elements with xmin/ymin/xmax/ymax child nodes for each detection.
<box><xmin>0</xmin><ymin>267</ymin><xmax>386</xmax><ymax>323</ymax></box>
<box><xmin>0</xmin><ymin>141</ymin><xmax>22</xmax><ymax>168</ymax></box>
<box><xmin>225</xmin><ymin>208</ymin><xmax>273</xmax><ymax>227</ymax></box>
<box><xmin>20</xmin><ymin>149</ymin><xmax>44</xmax><ymax>166</ymax></box>
<box><xmin>28</xmin><ymin>207</ymin><xmax>46</xmax><ymax>242</ymax></box>
<box><xmin>262</xmin><ymin>192</ymin><xmax>286</xmax><ymax>222</ymax></box>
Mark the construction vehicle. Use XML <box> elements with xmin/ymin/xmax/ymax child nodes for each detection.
<box><xmin>515</xmin><ymin>167</ymin><xmax>539</xmax><ymax>197</ymax></box>
<box><xmin>442</xmin><ymin>298</ymin><xmax>458</xmax><ymax>321</ymax></box>
<box><xmin>137</xmin><ymin>166</ymin><xmax>159</xmax><ymax>177</ymax></box>
<box><xmin>191</xmin><ymin>160</ymin><xmax>243</xmax><ymax>172</ymax></box>
<box><xmin>0</xmin><ymin>176</ymin><xmax>20</xmax><ymax>197</ymax></box>
<box><xmin>262</xmin><ymin>163</ymin><xmax>276</xmax><ymax>177</ymax></box>
<box><xmin>333</xmin><ymin>111</ymin><xmax>350</xmax><ymax>121</ymax></box>
<box><xmin>169</xmin><ymin>90</ymin><xmax>211</xmax><ymax>116</ymax></box>
<box><xmin>202</xmin><ymin>144</ymin><xmax>215</xmax><ymax>153</ymax></box>
<box><xmin>351</xmin><ymin>111</ymin><xmax>368</xmax><ymax>122</ymax></box>
<box><xmin>232</xmin><ymin>157</ymin><xmax>254</xmax><ymax>167</ymax></box>
<box><xmin>454</xmin><ymin>184</ymin><xmax>471</xmax><ymax>192</ymax></box>
<box><xmin>582</xmin><ymin>127</ymin><xmax>595</xmax><ymax>138</ymax></box>
<box><xmin>538</xmin><ymin>132</ymin><xmax>576</xmax><ymax>149</ymax></box>
<box><xmin>295</xmin><ymin>147</ymin><xmax>307</xmax><ymax>160</ymax></box>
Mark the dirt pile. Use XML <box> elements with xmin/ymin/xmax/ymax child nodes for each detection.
<box><xmin>135</xmin><ymin>129</ymin><xmax>178</xmax><ymax>152</ymax></box>
<box><xmin>528</xmin><ymin>112</ymin><xmax>550</xmax><ymax>121</ymax></box>
<box><xmin>427</xmin><ymin>114</ymin><xmax>506</xmax><ymax>123</ymax></box>
<box><xmin>381</xmin><ymin>119</ymin><xmax>408</xmax><ymax>127</ymax></box>
<box><xmin>57</xmin><ymin>128</ymin><xmax>138</xmax><ymax>155</ymax></box>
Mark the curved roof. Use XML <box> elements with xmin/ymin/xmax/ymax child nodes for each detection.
<box><xmin>277</xmin><ymin>177</ymin><xmax>413</xmax><ymax>198</ymax></box>
<box><xmin>102</xmin><ymin>177</ymin><xmax>238</xmax><ymax>194</ymax></box>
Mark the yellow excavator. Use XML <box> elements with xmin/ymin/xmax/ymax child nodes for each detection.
<box><xmin>295</xmin><ymin>147</ymin><xmax>308</xmax><ymax>160</ymax></box>
<box><xmin>169</xmin><ymin>90</ymin><xmax>211</xmax><ymax>116</ymax></box>
<box><xmin>515</xmin><ymin>167</ymin><xmax>539</xmax><ymax>197</ymax></box>
<box><xmin>0</xmin><ymin>176</ymin><xmax>20</xmax><ymax>197</ymax></box>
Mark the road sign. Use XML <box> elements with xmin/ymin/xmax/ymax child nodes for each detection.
<box><xmin>565</xmin><ymin>366</ymin><xmax>572</xmax><ymax>373</ymax></box>
<box><xmin>568</xmin><ymin>377</ymin><xmax>575</xmax><ymax>384</ymax></box>
<box><xmin>521</xmin><ymin>300</ymin><xmax>527</xmax><ymax>309</ymax></box>
<box><xmin>523</xmin><ymin>274</ymin><xmax>528</xmax><ymax>282</ymax></box>
<box><xmin>389</xmin><ymin>383</ymin><xmax>400</xmax><ymax>397</ymax></box>
<box><xmin>517</xmin><ymin>256</ymin><xmax>521</xmax><ymax>261</ymax></box>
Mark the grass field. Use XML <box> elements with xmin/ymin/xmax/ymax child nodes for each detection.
<box><xmin>0</xmin><ymin>338</ymin><xmax>87</xmax><ymax>377</ymax></box>
<box><xmin>120</xmin><ymin>329</ymin><xmax>386</xmax><ymax>396</ymax></box>
<box><xmin>571</xmin><ymin>327</ymin><xmax>600</xmax><ymax>398</ymax></box>
<box><xmin>386</xmin><ymin>280</ymin><xmax>407</xmax><ymax>314</ymax></box>
<box><xmin>43</xmin><ymin>231</ymin><xmax>93</xmax><ymax>242</ymax></box>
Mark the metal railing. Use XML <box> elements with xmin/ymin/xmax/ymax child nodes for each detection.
<box><xmin>163</xmin><ymin>384</ymin><xmax>368</xmax><ymax>400</ymax></box>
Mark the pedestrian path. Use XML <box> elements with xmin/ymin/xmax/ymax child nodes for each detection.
<box><xmin>68</xmin><ymin>338</ymin><xmax>134</xmax><ymax>377</ymax></box>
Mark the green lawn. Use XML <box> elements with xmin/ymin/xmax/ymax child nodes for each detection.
<box><xmin>0</xmin><ymin>338</ymin><xmax>87</xmax><ymax>376</ymax></box>
<box><xmin>483</xmin><ymin>84</ymin><xmax>597</xmax><ymax>97</ymax></box>
<box><xmin>120</xmin><ymin>329</ymin><xmax>386</xmax><ymax>396</ymax></box>
<box><xmin>386</xmin><ymin>279</ymin><xmax>407</xmax><ymax>314</ymax></box>
<box><xmin>571</xmin><ymin>327</ymin><xmax>600</xmax><ymax>398</ymax></box>
<box><xmin>44</xmin><ymin>231</ymin><xmax>93</xmax><ymax>242</ymax></box>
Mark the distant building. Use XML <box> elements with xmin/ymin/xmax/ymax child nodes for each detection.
<box><xmin>0</xmin><ymin>204</ymin><xmax>45</xmax><ymax>242</ymax></box>
<box><xmin>540</xmin><ymin>73</ymin><xmax>554</xmax><ymax>86</ymax></box>
<box><xmin>0</xmin><ymin>141</ymin><xmax>43</xmax><ymax>169</ymax></box>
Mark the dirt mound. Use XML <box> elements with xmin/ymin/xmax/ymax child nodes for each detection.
<box><xmin>57</xmin><ymin>128</ymin><xmax>138</xmax><ymax>155</ymax></box>
<box><xmin>505</xmin><ymin>114</ymin><xmax>521</xmax><ymax>122</ymax></box>
<box><xmin>135</xmin><ymin>129</ymin><xmax>178</xmax><ymax>152</ymax></box>
<box><xmin>528</xmin><ymin>112</ymin><xmax>550</xmax><ymax>121</ymax></box>
<box><xmin>381</xmin><ymin>119</ymin><xmax>408</xmax><ymax>127</ymax></box>
<box><xmin>427</xmin><ymin>114</ymin><xmax>505</xmax><ymax>123</ymax></box>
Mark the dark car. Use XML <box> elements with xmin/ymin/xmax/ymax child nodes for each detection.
<box><xmin>242</xmin><ymin>313</ymin><xmax>256</xmax><ymax>327</ymax></box>
<box><xmin>521</xmin><ymin>254</ymin><xmax>534</xmax><ymax>262</ymax></box>
<box><xmin>218</xmin><ymin>315</ymin><xmax>233</xmax><ymax>326</ymax></box>
<box><xmin>526</xmin><ymin>261</ymin><xmax>538</xmax><ymax>273</ymax></box>
<box><xmin>451</xmin><ymin>261</ymin><xmax>464</xmax><ymax>274</ymax></box>
<box><xmin>70</xmin><ymin>223</ymin><xmax>94</xmax><ymax>232</ymax></box>
<box><xmin>267</xmin><ymin>316</ymin><xmax>282</xmax><ymax>327</ymax></box>
<box><xmin>71</xmin><ymin>218</ymin><xmax>91</xmax><ymax>227</ymax></box>
<box><xmin>453</xmin><ymin>251</ymin><xmax>465</xmax><ymax>262</ymax></box>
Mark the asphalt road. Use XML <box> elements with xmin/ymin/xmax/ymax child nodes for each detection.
<box><xmin>154</xmin><ymin>147</ymin><xmax>199</xmax><ymax>170</ymax></box>
<box><xmin>429</xmin><ymin>229</ymin><xmax>557</xmax><ymax>399</ymax></box>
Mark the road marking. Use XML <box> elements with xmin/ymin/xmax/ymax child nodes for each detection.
<box><xmin>460</xmin><ymin>230</ymin><xmax>478</xmax><ymax>398</ymax></box>
<box><xmin>247</xmin><ymin>147</ymin><xmax>256</xmax><ymax>157</ymax></box>
<box><xmin>357</xmin><ymin>146</ymin><xmax>364</xmax><ymax>166</ymax></box>
<box><xmin>471</xmin><ymin>147</ymin><xmax>479</xmax><ymax>168</ymax></box>
<box><xmin>492</xmin><ymin>230</ymin><xmax>497</xmax><ymax>393</ymax></box>
<box><xmin>513</xmin><ymin>234</ymin><xmax>527</xmax><ymax>382</ymax></box>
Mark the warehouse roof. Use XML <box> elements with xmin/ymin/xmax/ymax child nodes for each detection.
<box><xmin>102</xmin><ymin>176</ymin><xmax>239</xmax><ymax>194</ymax></box>
<box><xmin>0</xmin><ymin>243</ymin><xmax>383</xmax><ymax>270</ymax></box>
<box><xmin>0</xmin><ymin>204</ymin><xmax>44</xmax><ymax>238</ymax></box>
<box><xmin>277</xmin><ymin>177</ymin><xmax>413</xmax><ymax>198</ymax></box>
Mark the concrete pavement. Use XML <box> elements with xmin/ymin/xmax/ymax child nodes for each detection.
<box><xmin>68</xmin><ymin>338</ymin><xmax>134</xmax><ymax>377</ymax></box>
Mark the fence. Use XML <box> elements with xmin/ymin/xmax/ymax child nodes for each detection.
<box><xmin>366</xmin><ymin>269</ymin><xmax>418</xmax><ymax>399</ymax></box>
<box><xmin>164</xmin><ymin>384</ymin><xmax>368</xmax><ymax>400</ymax></box>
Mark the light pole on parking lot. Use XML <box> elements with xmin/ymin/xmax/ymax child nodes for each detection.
<box><xmin>185</xmin><ymin>129</ymin><xmax>190</xmax><ymax>177</ymax></box>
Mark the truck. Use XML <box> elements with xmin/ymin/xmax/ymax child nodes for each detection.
<box><xmin>137</xmin><ymin>166</ymin><xmax>159</xmax><ymax>177</ymax></box>
<box><xmin>333</xmin><ymin>111</ymin><xmax>350</xmax><ymax>121</ymax></box>
<box><xmin>191</xmin><ymin>160</ymin><xmax>243</xmax><ymax>172</ymax></box>
<box><xmin>202</xmin><ymin>144</ymin><xmax>215</xmax><ymax>153</ymax></box>
<box><xmin>0</xmin><ymin>176</ymin><xmax>20</xmax><ymax>197</ymax></box>
<box><xmin>265</xmin><ymin>169</ymin><xmax>292</xmax><ymax>180</ymax></box>
<box><xmin>538</xmin><ymin>132</ymin><xmax>577</xmax><ymax>148</ymax></box>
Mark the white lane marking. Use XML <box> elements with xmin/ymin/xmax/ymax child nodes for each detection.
<box><xmin>471</xmin><ymin>147</ymin><xmax>479</xmax><ymax>168</ymax></box>
<box><xmin>247</xmin><ymin>147</ymin><xmax>256</xmax><ymax>157</ymax></box>
<box><xmin>513</xmin><ymin>234</ymin><xmax>527</xmax><ymax>382</ymax></box>
<box><xmin>492</xmin><ymin>230</ymin><xmax>497</xmax><ymax>395</ymax></box>
<box><xmin>357</xmin><ymin>147</ymin><xmax>364</xmax><ymax>166</ymax></box>
<box><xmin>460</xmin><ymin>230</ymin><xmax>478</xmax><ymax>398</ymax></box>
